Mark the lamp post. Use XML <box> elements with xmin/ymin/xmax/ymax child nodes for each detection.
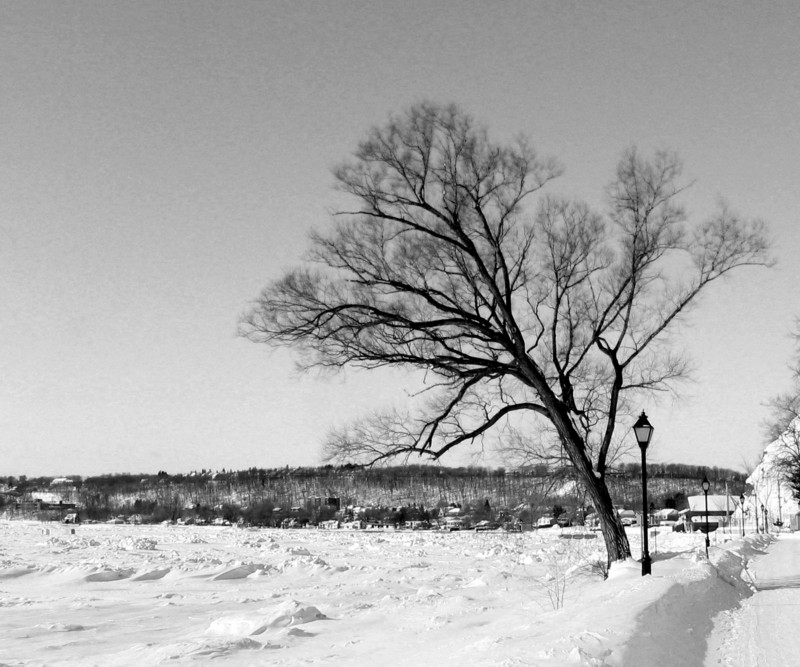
<box><xmin>762</xmin><ymin>504</ymin><xmax>767</xmax><ymax>534</ymax></box>
<box><xmin>753</xmin><ymin>496</ymin><xmax>759</xmax><ymax>533</ymax></box>
<box><xmin>633</xmin><ymin>411</ymin><xmax>654</xmax><ymax>576</ymax></box>
<box><xmin>701</xmin><ymin>475</ymin><xmax>711</xmax><ymax>559</ymax></box>
<box><xmin>739</xmin><ymin>494</ymin><xmax>745</xmax><ymax>537</ymax></box>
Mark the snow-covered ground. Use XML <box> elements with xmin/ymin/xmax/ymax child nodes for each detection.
<box><xmin>705</xmin><ymin>533</ymin><xmax>800</xmax><ymax>666</ymax></box>
<box><xmin>0</xmin><ymin>521</ymin><xmax>783</xmax><ymax>665</ymax></box>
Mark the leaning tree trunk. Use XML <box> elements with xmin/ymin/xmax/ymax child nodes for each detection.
<box><xmin>543</xmin><ymin>397</ymin><xmax>632</xmax><ymax>567</ymax></box>
<box><xmin>583</xmin><ymin>472</ymin><xmax>631</xmax><ymax>568</ymax></box>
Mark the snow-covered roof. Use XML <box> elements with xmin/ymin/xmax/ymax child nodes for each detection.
<box><xmin>687</xmin><ymin>495</ymin><xmax>737</xmax><ymax>513</ymax></box>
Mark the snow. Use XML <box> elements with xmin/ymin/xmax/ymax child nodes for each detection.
<box><xmin>0</xmin><ymin>520</ymin><xmax>793</xmax><ymax>665</ymax></box>
<box><xmin>706</xmin><ymin>533</ymin><xmax>800</xmax><ymax>666</ymax></box>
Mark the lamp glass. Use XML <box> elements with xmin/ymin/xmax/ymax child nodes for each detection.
<box><xmin>632</xmin><ymin>412</ymin><xmax>653</xmax><ymax>449</ymax></box>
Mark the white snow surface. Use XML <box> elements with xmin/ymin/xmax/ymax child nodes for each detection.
<box><xmin>0</xmin><ymin>521</ymin><xmax>791</xmax><ymax>665</ymax></box>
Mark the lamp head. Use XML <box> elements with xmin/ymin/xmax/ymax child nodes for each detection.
<box><xmin>632</xmin><ymin>411</ymin><xmax>654</xmax><ymax>450</ymax></box>
<box><xmin>701</xmin><ymin>475</ymin><xmax>710</xmax><ymax>492</ymax></box>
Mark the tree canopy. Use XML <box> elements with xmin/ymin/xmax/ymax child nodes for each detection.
<box><xmin>241</xmin><ymin>102</ymin><xmax>771</xmax><ymax>564</ymax></box>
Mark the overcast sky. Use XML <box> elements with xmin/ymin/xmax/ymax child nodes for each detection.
<box><xmin>2</xmin><ymin>1</ymin><xmax>799</xmax><ymax>476</ymax></box>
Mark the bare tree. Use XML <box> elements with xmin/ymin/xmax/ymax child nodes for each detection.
<box><xmin>766</xmin><ymin>321</ymin><xmax>800</xmax><ymax>439</ymax></box>
<box><xmin>240</xmin><ymin>102</ymin><xmax>772</xmax><ymax>565</ymax></box>
<box><xmin>766</xmin><ymin>322</ymin><xmax>800</xmax><ymax>501</ymax></box>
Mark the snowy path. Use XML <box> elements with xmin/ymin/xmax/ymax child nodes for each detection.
<box><xmin>705</xmin><ymin>533</ymin><xmax>800</xmax><ymax>666</ymax></box>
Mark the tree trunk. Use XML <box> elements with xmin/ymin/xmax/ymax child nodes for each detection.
<box><xmin>584</xmin><ymin>472</ymin><xmax>631</xmax><ymax>567</ymax></box>
<box><xmin>543</xmin><ymin>398</ymin><xmax>632</xmax><ymax>567</ymax></box>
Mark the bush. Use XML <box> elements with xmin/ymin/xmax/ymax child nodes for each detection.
<box><xmin>243</xmin><ymin>500</ymin><xmax>275</xmax><ymax>526</ymax></box>
<box><xmin>143</xmin><ymin>505</ymin><xmax>175</xmax><ymax>524</ymax></box>
<box><xmin>221</xmin><ymin>503</ymin><xmax>241</xmax><ymax>524</ymax></box>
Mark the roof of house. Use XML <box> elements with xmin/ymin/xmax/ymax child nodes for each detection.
<box><xmin>687</xmin><ymin>495</ymin><xmax>738</xmax><ymax>513</ymax></box>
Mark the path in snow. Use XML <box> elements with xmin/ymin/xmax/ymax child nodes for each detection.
<box><xmin>705</xmin><ymin>533</ymin><xmax>800</xmax><ymax>666</ymax></box>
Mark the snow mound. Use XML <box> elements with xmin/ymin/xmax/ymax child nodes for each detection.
<box><xmin>143</xmin><ymin>637</ymin><xmax>266</xmax><ymax>661</ymax></box>
<box><xmin>606</xmin><ymin>558</ymin><xmax>642</xmax><ymax>580</ymax></box>
<box><xmin>117</xmin><ymin>536</ymin><xmax>158</xmax><ymax>551</ymax></box>
<box><xmin>131</xmin><ymin>567</ymin><xmax>171</xmax><ymax>581</ymax></box>
<box><xmin>279</xmin><ymin>555</ymin><xmax>330</xmax><ymax>572</ymax></box>
<box><xmin>464</xmin><ymin>576</ymin><xmax>489</xmax><ymax>588</ymax></box>
<box><xmin>0</xmin><ymin>566</ymin><xmax>36</xmax><ymax>579</ymax></box>
<box><xmin>186</xmin><ymin>637</ymin><xmax>265</xmax><ymax>657</ymax></box>
<box><xmin>415</xmin><ymin>586</ymin><xmax>442</xmax><ymax>598</ymax></box>
<box><xmin>206</xmin><ymin>600</ymin><xmax>328</xmax><ymax>637</ymax></box>
<box><xmin>260</xmin><ymin>600</ymin><xmax>328</xmax><ymax>629</ymax></box>
<box><xmin>85</xmin><ymin>568</ymin><xmax>135</xmax><ymax>582</ymax></box>
<box><xmin>37</xmin><ymin>622</ymin><xmax>90</xmax><ymax>632</ymax></box>
<box><xmin>212</xmin><ymin>564</ymin><xmax>262</xmax><ymax>580</ymax></box>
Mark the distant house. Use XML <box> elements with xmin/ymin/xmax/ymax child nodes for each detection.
<box><xmin>12</xmin><ymin>496</ymin><xmax>77</xmax><ymax>518</ymax></box>
<box><xmin>36</xmin><ymin>499</ymin><xmax>77</xmax><ymax>512</ymax></box>
<box><xmin>442</xmin><ymin>516</ymin><xmax>466</xmax><ymax>530</ymax></box>
<box><xmin>680</xmin><ymin>495</ymin><xmax>737</xmax><ymax>532</ymax></box>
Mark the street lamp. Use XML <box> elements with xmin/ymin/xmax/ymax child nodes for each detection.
<box><xmin>739</xmin><ymin>494</ymin><xmax>745</xmax><ymax>537</ymax></box>
<box><xmin>754</xmin><ymin>496</ymin><xmax>760</xmax><ymax>533</ymax></box>
<box><xmin>633</xmin><ymin>411</ymin><xmax>654</xmax><ymax>576</ymax></box>
<box><xmin>701</xmin><ymin>475</ymin><xmax>711</xmax><ymax>559</ymax></box>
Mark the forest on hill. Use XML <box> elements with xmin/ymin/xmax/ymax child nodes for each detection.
<box><xmin>1</xmin><ymin>463</ymin><xmax>747</xmax><ymax>526</ymax></box>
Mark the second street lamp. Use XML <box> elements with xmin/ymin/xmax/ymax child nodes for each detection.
<box><xmin>633</xmin><ymin>411</ymin><xmax>654</xmax><ymax>576</ymax></box>
<box><xmin>701</xmin><ymin>475</ymin><xmax>711</xmax><ymax>559</ymax></box>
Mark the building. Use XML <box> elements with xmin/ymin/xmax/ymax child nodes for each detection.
<box><xmin>680</xmin><ymin>495</ymin><xmax>737</xmax><ymax>532</ymax></box>
<box><xmin>746</xmin><ymin>417</ymin><xmax>800</xmax><ymax>530</ymax></box>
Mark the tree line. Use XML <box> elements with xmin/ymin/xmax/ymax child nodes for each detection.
<box><xmin>0</xmin><ymin>463</ymin><xmax>746</xmax><ymax>524</ymax></box>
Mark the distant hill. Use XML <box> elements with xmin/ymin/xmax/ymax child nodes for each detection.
<box><xmin>1</xmin><ymin>463</ymin><xmax>747</xmax><ymax>524</ymax></box>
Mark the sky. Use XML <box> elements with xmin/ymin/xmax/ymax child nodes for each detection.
<box><xmin>2</xmin><ymin>1</ymin><xmax>799</xmax><ymax>477</ymax></box>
